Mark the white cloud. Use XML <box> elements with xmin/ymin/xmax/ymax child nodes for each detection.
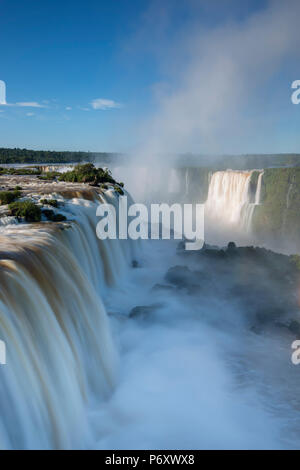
<box><xmin>0</xmin><ymin>80</ymin><xmax>6</xmax><ymax>105</ymax></box>
<box><xmin>90</xmin><ymin>98</ymin><xmax>122</xmax><ymax>110</ymax></box>
<box><xmin>26</xmin><ymin>112</ymin><xmax>34</xmax><ymax>116</ymax></box>
<box><xmin>16</xmin><ymin>102</ymin><xmax>45</xmax><ymax>108</ymax></box>
<box><xmin>65</xmin><ymin>106</ymin><xmax>72</xmax><ymax>110</ymax></box>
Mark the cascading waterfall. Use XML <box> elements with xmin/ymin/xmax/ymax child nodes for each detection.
<box><xmin>205</xmin><ymin>170</ymin><xmax>264</xmax><ymax>233</ymax></box>
<box><xmin>0</xmin><ymin>191</ymin><xmax>135</xmax><ymax>449</ymax></box>
<box><xmin>242</xmin><ymin>171</ymin><xmax>264</xmax><ymax>232</ymax></box>
<box><xmin>185</xmin><ymin>168</ymin><xmax>189</xmax><ymax>196</ymax></box>
<box><xmin>255</xmin><ymin>171</ymin><xmax>264</xmax><ymax>205</ymax></box>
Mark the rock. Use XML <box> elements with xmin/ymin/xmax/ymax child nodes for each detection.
<box><xmin>200</xmin><ymin>248</ymin><xmax>226</xmax><ymax>260</ymax></box>
<box><xmin>227</xmin><ymin>241</ymin><xmax>237</xmax><ymax>253</ymax></box>
<box><xmin>165</xmin><ymin>265</ymin><xmax>193</xmax><ymax>288</ymax></box>
<box><xmin>288</xmin><ymin>320</ymin><xmax>300</xmax><ymax>336</ymax></box>
<box><xmin>129</xmin><ymin>303</ymin><xmax>162</xmax><ymax>319</ymax></box>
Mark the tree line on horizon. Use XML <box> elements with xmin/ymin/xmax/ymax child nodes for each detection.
<box><xmin>0</xmin><ymin>148</ymin><xmax>118</xmax><ymax>164</ymax></box>
<box><xmin>1</xmin><ymin>147</ymin><xmax>300</xmax><ymax>168</ymax></box>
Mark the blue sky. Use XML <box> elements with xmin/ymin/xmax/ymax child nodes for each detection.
<box><xmin>0</xmin><ymin>0</ymin><xmax>300</xmax><ymax>154</ymax></box>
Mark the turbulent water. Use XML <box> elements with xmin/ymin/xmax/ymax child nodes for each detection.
<box><xmin>0</xmin><ymin>172</ymin><xmax>299</xmax><ymax>449</ymax></box>
<box><xmin>41</xmin><ymin>164</ymin><xmax>265</xmax><ymax>238</ymax></box>
<box><xmin>0</xmin><ymin>192</ymin><xmax>136</xmax><ymax>449</ymax></box>
<box><xmin>205</xmin><ymin>170</ymin><xmax>263</xmax><ymax>232</ymax></box>
<box><xmin>112</xmin><ymin>165</ymin><xmax>264</xmax><ymax>245</ymax></box>
<box><xmin>94</xmin><ymin>239</ymin><xmax>300</xmax><ymax>450</ymax></box>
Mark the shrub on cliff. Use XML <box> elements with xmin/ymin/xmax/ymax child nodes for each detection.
<box><xmin>9</xmin><ymin>201</ymin><xmax>41</xmax><ymax>222</ymax></box>
<box><xmin>0</xmin><ymin>167</ymin><xmax>41</xmax><ymax>176</ymax></box>
<box><xmin>290</xmin><ymin>255</ymin><xmax>300</xmax><ymax>271</ymax></box>
<box><xmin>40</xmin><ymin>198</ymin><xmax>58</xmax><ymax>208</ymax></box>
<box><xmin>114</xmin><ymin>185</ymin><xmax>124</xmax><ymax>195</ymax></box>
<box><xmin>58</xmin><ymin>163</ymin><xmax>117</xmax><ymax>186</ymax></box>
<box><xmin>54</xmin><ymin>213</ymin><xmax>67</xmax><ymax>221</ymax></box>
<box><xmin>38</xmin><ymin>171</ymin><xmax>60</xmax><ymax>181</ymax></box>
<box><xmin>0</xmin><ymin>190</ymin><xmax>21</xmax><ymax>205</ymax></box>
<box><xmin>42</xmin><ymin>209</ymin><xmax>66</xmax><ymax>222</ymax></box>
<box><xmin>252</xmin><ymin>168</ymin><xmax>300</xmax><ymax>246</ymax></box>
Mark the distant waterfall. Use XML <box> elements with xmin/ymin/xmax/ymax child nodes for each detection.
<box><xmin>205</xmin><ymin>170</ymin><xmax>264</xmax><ymax>233</ymax></box>
<box><xmin>255</xmin><ymin>172</ymin><xmax>264</xmax><ymax>205</ymax></box>
<box><xmin>0</xmin><ymin>192</ymin><xmax>135</xmax><ymax>449</ymax></box>
<box><xmin>243</xmin><ymin>171</ymin><xmax>264</xmax><ymax>232</ymax></box>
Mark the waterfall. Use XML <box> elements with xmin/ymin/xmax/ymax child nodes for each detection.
<box><xmin>168</xmin><ymin>168</ymin><xmax>181</xmax><ymax>193</ymax></box>
<box><xmin>255</xmin><ymin>171</ymin><xmax>264</xmax><ymax>205</ymax></box>
<box><xmin>205</xmin><ymin>170</ymin><xmax>264</xmax><ymax>233</ymax></box>
<box><xmin>185</xmin><ymin>168</ymin><xmax>189</xmax><ymax>196</ymax></box>
<box><xmin>0</xmin><ymin>192</ymin><xmax>135</xmax><ymax>449</ymax></box>
<box><xmin>242</xmin><ymin>171</ymin><xmax>264</xmax><ymax>232</ymax></box>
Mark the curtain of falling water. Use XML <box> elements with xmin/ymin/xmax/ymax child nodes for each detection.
<box><xmin>0</xmin><ymin>192</ymin><xmax>136</xmax><ymax>449</ymax></box>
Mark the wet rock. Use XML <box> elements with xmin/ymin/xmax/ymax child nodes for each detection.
<box><xmin>227</xmin><ymin>241</ymin><xmax>237</xmax><ymax>254</ymax></box>
<box><xmin>255</xmin><ymin>308</ymin><xmax>283</xmax><ymax>325</ymax></box>
<box><xmin>129</xmin><ymin>303</ymin><xmax>162</xmax><ymax>319</ymax></box>
<box><xmin>288</xmin><ymin>320</ymin><xmax>300</xmax><ymax>336</ymax></box>
<box><xmin>165</xmin><ymin>265</ymin><xmax>193</xmax><ymax>288</ymax></box>
<box><xmin>199</xmin><ymin>248</ymin><xmax>226</xmax><ymax>260</ymax></box>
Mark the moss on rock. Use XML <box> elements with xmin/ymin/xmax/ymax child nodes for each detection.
<box><xmin>42</xmin><ymin>208</ymin><xmax>66</xmax><ymax>222</ymax></box>
<box><xmin>40</xmin><ymin>198</ymin><xmax>58</xmax><ymax>208</ymax></box>
<box><xmin>0</xmin><ymin>190</ymin><xmax>21</xmax><ymax>205</ymax></box>
<box><xmin>9</xmin><ymin>201</ymin><xmax>41</xmax><ymax>222</ymax></box>
<box><xmin>252</xmin><ymin>168</ymin><xmax>300</xmax><ymax>248</ymax></box>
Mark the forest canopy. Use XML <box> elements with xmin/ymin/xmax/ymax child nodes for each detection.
<box><xmin>0</xmin><ymin>148</ymin><xmax>119</xmax><ymax>164</ymax></box>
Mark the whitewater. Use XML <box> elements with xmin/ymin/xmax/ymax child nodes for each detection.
<box><xmin>0</xmin><ymin>174</ymin><xmax>299</xmax><ymax>449</ymax></box>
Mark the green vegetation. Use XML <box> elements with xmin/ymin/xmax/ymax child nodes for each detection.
<box><xmin>250</xmin><ymin>171</ymin><xmax>260</xmax><ymax>186</ymax></box>
<box><xmin>252</xmin><ymin>168</ymin><xmax>300</xmax><ymax>247</ymax></box>
<box><xmin>37</xmin><ymin>171</ymin><xmax>61</xmax><ymax>181</ymax></box>
<box><xmin>14</xmin><ymin>185</ymin><xmax>22</xmax><ymax>190</ymax></box>
<box><xmin>9</xmin><ymin>201</ymin><xmax>42</xmax><ymax>222</ymax></box>
<box><xmin>177</xmin><ymin>167</ymin><xmax>210</xmax><ymax>202</ymax></box>
<box><xmin>58</xmin><ymin>163</ymin><xmax>117</xmax><ymax>186</ymax></box>
<box><xmin>40</xmin><ymin>199</ymin><xmax>66</xmax><ymax>222</ymax></box>
<box><xmin>177</xmin><ymin>153</ymin><xmax>300</xmax><ymax>170</ymax></box>
<box><xmin>53</xmin><ymin>213</ymin><xmax>67</xmax><ymax>222</ymax></box>
<box><xmin>40</xmin><ymin>198</ymin><xmax>58</xmax><ymax>208</ymax></box>
<box><xmin>114</xmin><ymin>185</ymin><xmax>124</xmax><ymax>196</ymax></box>
<box><xmin>1</xmin><ymin>147</ymin><xmax>300</xmax><ymax>169</ymax></box>
<box><xmin>222</xmin><ymin>154</ymin><xmax>300</xmax><ymax>170</ymax></box>
<box><xmin>0</xmin><ymin>190</ymin><xmax>21</xmax><ymax>205</ymax></box>
<box><xmin>0</xmin><ymin>148</ymin><xmax>120</xmax><ymax>164</ymax></box>
<box><xmin>249</xmin><ymin>171</ymin><xmax>261</xmax><ymax>202</ymax></box>
<box><xmin>172</xmin><ymin>242</ymin><xmax>300</xmax><ymax>333</ymax></box>
<box><xmin>0</xmin><ymin>167</ymin><xmax>41</xmax><ymax>176</ymax></box>
<box><xmin>42</xmin><ymin>209</ymin><xmax>66</xmax><ymax>222</ymax></box>
<box><xmin>290</xmin><ymin>255</ymin><xmax>300</xmax><ymax>271</ymax></box>
<box><xmin>0</xmin><ymin>161</ymin><xmax>122</xmax><ymax>190</ymax></box>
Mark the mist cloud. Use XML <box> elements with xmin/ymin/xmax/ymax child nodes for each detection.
<box><xmin>135</xmin><ymin>0</ymin><xmax>300</xmax><ymax>159</ymax></box>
